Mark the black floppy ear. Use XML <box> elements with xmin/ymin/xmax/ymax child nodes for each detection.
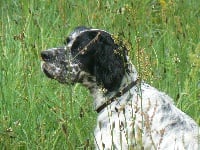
<box><xmin>94</xmin><ymin>32</ymin><xmax>126</xmax><ymax>92</ymax></box>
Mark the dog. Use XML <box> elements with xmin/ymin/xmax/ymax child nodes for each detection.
<box><xmin>41</xmin><ymin>26</ymin><xmax>199</xmax><ymax>149</ymax></box>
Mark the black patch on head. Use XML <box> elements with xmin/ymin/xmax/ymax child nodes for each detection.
<box><xmin>71</xmin><ymin>30</ymin><xmax>128</xmax><ymax>92</ymax></box>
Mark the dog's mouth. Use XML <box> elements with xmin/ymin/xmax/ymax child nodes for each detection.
<box><xmin>41</xmin><ymin>61</ymin><xmax>79</xmax><ymax>84</ymax></box>
<box><xmin>41</xmin><ymin>62</ymin><xmax>68</xmax><ymax>83</ymax></box>
<box><xmin>41</xmin><ymin>62</ymin><xmax>57</xmax><ymax>79</ymax></box>
<box><xmin>40</xmin><ymin>49</ymin><xmax>83</xmax><ymax>84</ymax></box>
<box><xmin>43</xmin><ymin>67</ymin><xmax>53</xmax><ymax>79</ymax></box>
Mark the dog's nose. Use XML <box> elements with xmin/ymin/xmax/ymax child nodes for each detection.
<box><xmin>41</xmin><ymin>51</ymin><xmax>51</xmax><ymax>61</ymax></box>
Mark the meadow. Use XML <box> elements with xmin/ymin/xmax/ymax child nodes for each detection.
<box><xmin>0</xmin><ymin>0</ymin><xmax>199</xmax><ymax>149</ymax></box>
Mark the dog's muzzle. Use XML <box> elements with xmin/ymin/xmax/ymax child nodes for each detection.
<box><xmin>41</xmin><ymin>47</ymin><xmax>69</xmax><ymax>82</ymax></box>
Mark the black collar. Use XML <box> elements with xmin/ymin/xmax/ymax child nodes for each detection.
<box><xmin>96</xmin><ymin>78</ymin><xmax>140</xmax><ymax>113</ymax></box>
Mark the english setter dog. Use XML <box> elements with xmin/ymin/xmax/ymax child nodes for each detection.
<box><xmin>41</xmin><ymin>26</ymin><xmax>199</xmax><ymax>150</ymax></box>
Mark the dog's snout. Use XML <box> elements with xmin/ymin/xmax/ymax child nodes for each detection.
<box><xmin>41</xmin><ymin>51</ymin><xmax>52</xmax><ymax>61</ymax></box>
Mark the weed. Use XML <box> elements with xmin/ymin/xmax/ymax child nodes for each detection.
<box><xmin>0</xmin><ymin>0</ymin><xmax>199</xmax><ymax>149</ymax></box>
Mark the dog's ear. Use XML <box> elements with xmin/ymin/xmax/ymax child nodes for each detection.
<box><xmin>94</xmin><ymin>32</ymin><xmax>127</xmax><ymax>92</ymax></box>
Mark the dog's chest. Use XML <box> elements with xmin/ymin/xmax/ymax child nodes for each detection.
<box><xmin>94</xmin><ymin>94</ymin><xmax>145</xmax><ymax>150</ymax></box>
<box><xmin>93</xmin><ymin>84</ymin><xmax>168</xmax><ymax>149</ymax></box>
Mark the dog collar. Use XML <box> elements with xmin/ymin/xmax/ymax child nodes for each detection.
<box><xmin>96</xmin><ymin>78</ymin><xmax>140</xmax><ymax>113</ymax></box>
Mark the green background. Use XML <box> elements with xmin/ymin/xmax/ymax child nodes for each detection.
<box><xmin>0</xmin><ymin>0</ymin><xmax>199</xmax><ymax>149</ymax></box>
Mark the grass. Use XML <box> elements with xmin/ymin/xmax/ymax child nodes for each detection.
<box><xmin>0</xmin><ymin>0</ymin><xmax>199</xmax><ymax>149</ymax></box>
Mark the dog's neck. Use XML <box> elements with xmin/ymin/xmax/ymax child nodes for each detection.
<box><xmin>83</xmin><ymin>62</ymin><xmax>138</xmax><ymax>111</ymax></box>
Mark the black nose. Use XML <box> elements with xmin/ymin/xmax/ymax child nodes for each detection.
<box><xmin>41</xmin><ymin>51</ymin><xmax>52</xmax><ymax>61</ymax></box>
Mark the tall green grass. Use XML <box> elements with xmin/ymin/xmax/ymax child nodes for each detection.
<box><xmin>0</xmin><ymin>0</ymin><xmax>199</xmax><ymax>149</ymax></box>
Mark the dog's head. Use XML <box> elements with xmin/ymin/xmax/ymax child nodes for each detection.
<box><xmin>41</xmin><ymin>26</ymin><xmax>128</xmax><ymax>91</ymax></box>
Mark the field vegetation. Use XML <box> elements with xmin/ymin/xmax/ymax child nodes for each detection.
<box><xmin>0</xmin><ymin>0</ymin><xmax>199</xmax><ymax>149</ymax></box>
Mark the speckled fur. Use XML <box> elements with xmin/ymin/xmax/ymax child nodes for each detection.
<box><xmin>41</xmin><ymin>27</ymin><xmax>200</xmax><ymax>150</ymax></box>
<box><xmin>94</xmin><ymin>64</ymin><xmax>199</xmax><ymax>150</ymax></box>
